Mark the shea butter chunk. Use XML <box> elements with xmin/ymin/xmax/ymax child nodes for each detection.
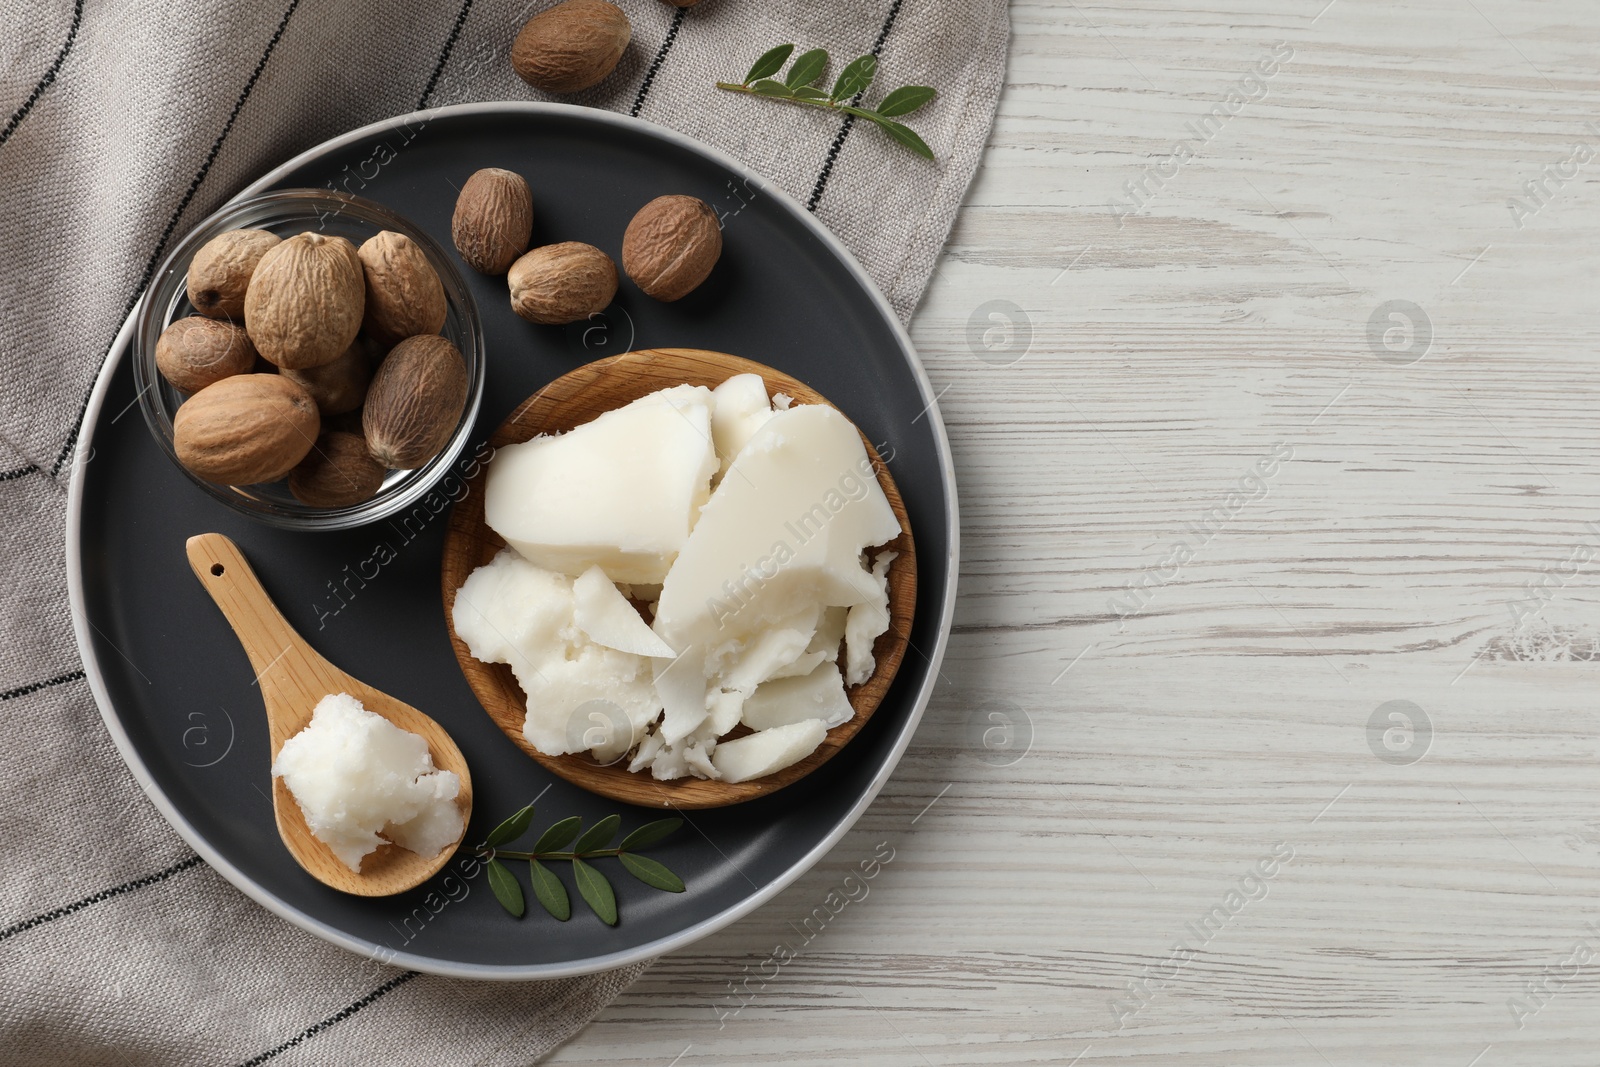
<box><xmin>485</xmin><ymin>384</ymin><xmax>717</xmax><ymax>584</ymax></box>
<box><xmin>453</xmin><ymin>549</ymin><xmax>660</xmax><ymax>755</ymax></box>
<box><xmin>271</xmin><ymin>693</ymin><xmax>462</xmax><ymax>872</ymax></box>
<box><xmin>711</xmin><ymin>719</ymin><xmax>828</xmax><ymax>783</ymax></box>
<box><xmin>741</xmin><ymin>661</ymin><xmax>855</xmax><ymax>732</ymax></box>
<box><xmin>574</xmin><ymin>564</ymin><xmax>676</xmax><ymax>658</ymax></box>
<box><xmin>654</xmin><ymin>404</ymin><xmax>900</xmax><ymax>658</ymax></box>
<box><xmin>844</xmin><ymin>550</ymin><xmax>896</xmax><ymax>687</ymax></box>
<box><xmin>709</xmin><ymin>372</ymin><xmax>775</xmax><ymax>477</ymax></box>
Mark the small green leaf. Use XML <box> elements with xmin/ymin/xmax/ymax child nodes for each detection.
<box><xmin>751</xmin><ymin>79</ymin><xmax>796</xmax><ymax>99</ymax></box>
<box><xmin>831</xmin><ymin>54</ymin><xmax>878</xmax><ymax>101</ymax></box>
<box><xmin>745</xmin><ymin>44</ymin><xmax>795</xmax><ymax>84</ymax></box>
<box><xmin>617</xmin><ymin>817</ymin><xmax>683</xmax><ymax>852</ymax></box>
<box><xmin>791</xmin><ymin>85</ymin><xmax>829</xmax><ymax>101</ymax></box>
<box><xmin>873</xmin><ymin>117</ymin><xmax>934</xmax><ymax>160</ymax></box>
<box><xmin>532</xmin><ymin>815</ymin><xmax>583</xmax><ymax>854</ymax></box>
<box><xmin>482</xmin><ymin>803</ymin><xmax>536</xmax><ymax>848</ymax></box>
<box><xmin>529</xmin><ymin>859</ymin><xmax>571</xmax><ymax>921</ymax></box>
<box><xmin>786</xmin><ymin>48</ymin><xmax>829</xmax><ymax>88</ymax></box>
<box><xmin>572</xmin><ymin>813</ymin><xmax>621</xmax><ymax>854</ymax></box>
<box><xmin>875</xmin><ymin>85</ymin><xmax>936</xmax><ymax>117</ymax></box>
<box><xmin>486</xmin><ymin>859</ymin><xmax>524</xmax><ymax>918</ymax></box>
<box><xmin>573</xmin><ymin>858</ymin><xmax>618</xmax><ymax>925</ymax></box>
<box><xmin>619</xmin><ymin>852</ymin><xmax>686</xmax><ymax>893</ymax></box>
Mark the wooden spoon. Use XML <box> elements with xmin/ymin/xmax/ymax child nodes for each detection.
<box><xmin>440</xmin><ymin>348</ymin><xmax>916</xmax><ymax>809</ymax></box>
<box><xmin>186</xmin><ymin>532</ymin><xmax>472</xmax><ymax>896</ymax></box>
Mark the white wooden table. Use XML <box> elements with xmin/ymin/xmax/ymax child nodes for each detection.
<box><xmin>552</xmin><ymin>2</ymin><xmax>1600</xmax><ymax>1062</ymax></box>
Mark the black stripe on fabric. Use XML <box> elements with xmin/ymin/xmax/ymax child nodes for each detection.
<box><xmin>0</xmin><ymin>0</ymin><xmax>84</xmax><ymax>151</ymax></box>
<box><xmin>0</xmin><ymin>669</ymin><xmax>84</xmax><ymax>702</ymax></box>
<box><xmin>0</xmin><ymin>855</ymin><xmax>203</xmax><ymax>944</ymax></box>
<box><xmin>805</xmin><ymin>0</ymin><xmax>905</xmax><ymax>213</ymax></box>
<box><xmin>630</xmin><ymin>6</ymin><xmax>687</xmax><ymax>118</ymax></box>
<box><xmin>417</xmin><ymin>0</ymin><xmax>475</xmax><ymax>110</ymax></box>
<box><xmin>51</xmin><ymin>0</ymin><xmax>305</xmax><ymax>478</ymax></box>
<box><xmin>0</xmin><ymin>464</ymin><xmax>39</xmax><ymax>481</ymax></box>
<box><xmin>235</xmin><ymin>972</ymin><xmax>421</xmax><ymax>1067</ymax></box>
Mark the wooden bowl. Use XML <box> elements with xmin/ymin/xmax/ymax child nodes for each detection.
<box><xmin>440</xmin><ymin>349</ymin><xmax>916</xmax><ymax>808</ymax></box>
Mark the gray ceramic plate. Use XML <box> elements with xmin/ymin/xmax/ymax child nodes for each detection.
<box><xmin>66</xmin><ymin>102</ymin><xmax>957</xmax><ymax>979</ymax></box>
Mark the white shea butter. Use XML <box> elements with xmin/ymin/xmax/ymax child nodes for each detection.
<box><xmin>809</xmin><ymin>605</ymin><xmax>849</xmax><ymax>657</ymax></box>
<box><xmin>271</xmin><ymin>693</ymin><xmax>463</xmax><ymax>872</ymax></box>
<box><xmin>654</xmin><ymin>404</ymin><xmax>901</xmax><ymax>656</ymax></box>
<box><xmin>844</xmin><ymin>550</ymin><xmax>896</xmax><ymax>686</ymax></box>
<box><xmin>705</xmin><ymin>689</ymin><xmax>746</xmax><ymax>735</ymax></box>
<box><xmin>452</xmin><ymin>549</ymin><xmax>661</xmax><ymax>756</ymax></box>
<box><xmin>741</xmin><ymin>661</ymin><xmax>855</xmax><ymax>732</ymax></box>
<box><xmin>710</xmin><ymin>373</ymin><xmax>775</xmax><ymax>478</ymax></box>
<box><xmin>574</xmin><ymin>564</ymin><xmax>677</xmax><ymax>658</ymax></box>
<box><xmin>766</xmin><ymin>649</ymin><xmax>829</xmax><ymax>681</ymax></box>
<box><xmin>719</xmin><ymin>616</ymin><xmax>817</xmax><ymax>694</ymax></box>
<box><xmin>653</xmin><ymin>645</ymin><xmax>710</xmax><ymax>744</ymax></box>
<box><xmin>484</xmin><ymin>384</ymin><xmax>717</xmax><ymax>585</ymax></box>
<box><xmin>634</xmin><ymin>720</ymin><xmax>722</xmax><ymax>781</ymax></box>
<box><xmin>456</xmin><ymin>381</ymin><xmax>901</xmax><ymax>783</ymax></box>
<box><xmin>711</xmin><ymin>719</ymin><xmax>828</xmax><ymax>783</ymax></box>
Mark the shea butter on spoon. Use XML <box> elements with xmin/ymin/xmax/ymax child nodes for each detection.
<box><xmin>187</xmin><ymin>533</ymin><xmax>472</xmax><ymax>895</ymax></box>
<box><xmin>454</xmin><ymin>371</ymin><xmax>901</xmax><ymax>785</ymax></box>
<box><xmin>272</xmin><ymin>693</ymin><xmax>463</xmax><ymax>872</ymax></box>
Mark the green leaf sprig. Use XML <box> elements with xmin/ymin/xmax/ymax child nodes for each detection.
<box><xmin>716</xmin><ymin>44</ymin><xmax>936</xmax><ymax>160</ymax></box>
<box><xmin>477</xmin><ymin>803</ymin><xmax>685</xmax><ymax>926</ymax></box>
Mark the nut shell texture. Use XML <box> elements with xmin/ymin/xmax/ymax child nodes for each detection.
<box><xmin>289</xmin><ymin>431</ymin><xmax>387</xmax><ymax>507</ymax></box>
<box><xmin>362</xmin><ymin>335</ymin><xmax>468</xmax><ymax>469</ymax></box>
<box><xmin>511</xmin><ymin>0</ymin><xmax>631</xmax><ymax>93</ymax></box>
<box><xmin>244</xmin><ymin>232</ymin><xmax>365</xmax><ymax>370</ymax></box>
<box><xmin>358</xmin><ymin>230</ymin><xmax>448</xmax><ymax>347</ymax></box>
<box><xmin>507</xmin><ymin>242</ymin><xmax>618</xmax><ymax>325</ymax></box>
<box><xmin>173</xmin><ymin>374</ymin><xmax>320</xmax><ymax>485</ymax></box>
<box><xmin>452</xmin><ymin>168</ymin><xmax>534</xmax><ymax>274</ymax></box>
<box><xmin>622</xmin><ymin>195</ymin><xmax>722</xmax><ymax>301</ymax></box>
<box><xmin>155</xmin><ymin>316</ymin><xmax>258</xmax><ymax>393</ymax></box>
<box><xmin>187</xmin><ymin>229</ymin><xmax>280</xmax><ymax>320</ymax></box>
<box><xmin>280</xmin><ymin>339</ymin><xmax>372</xmax><ymax>416</ymax></box>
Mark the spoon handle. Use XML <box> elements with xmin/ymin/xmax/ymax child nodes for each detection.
<box><xmin>185</xmin><ymin>533</ymin><xmax>335</xmax><ymax>746</ymax></box>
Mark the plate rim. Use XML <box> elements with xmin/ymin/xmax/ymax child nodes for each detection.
<box><xmin>65</xmin><ymin>100</ymin><xmax>960</xmax><ymax>980</ymax></box>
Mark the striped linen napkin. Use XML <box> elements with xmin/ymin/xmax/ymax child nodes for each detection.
<box><xmin>0</xmin><ymin>1</ymin><xmax>1005</xmax><ymax>1063</ymax></box>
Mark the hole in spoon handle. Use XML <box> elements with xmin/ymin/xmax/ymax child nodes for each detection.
<box><xmin>184</xmin><ymin>532</ymin><xmax>312</xmax><ymax>691</ymax></box>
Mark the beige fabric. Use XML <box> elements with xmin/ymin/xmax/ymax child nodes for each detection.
<box><xmin>0</xmin><ymin>1</ymin><xmax>1004</xmax><ymax>1064</ymax></box>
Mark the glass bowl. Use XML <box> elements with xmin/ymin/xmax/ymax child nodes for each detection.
<box><xmin>133</xmin><ymin>189</ymin><xmax>485</xmax><ymax>531</ymax></box>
